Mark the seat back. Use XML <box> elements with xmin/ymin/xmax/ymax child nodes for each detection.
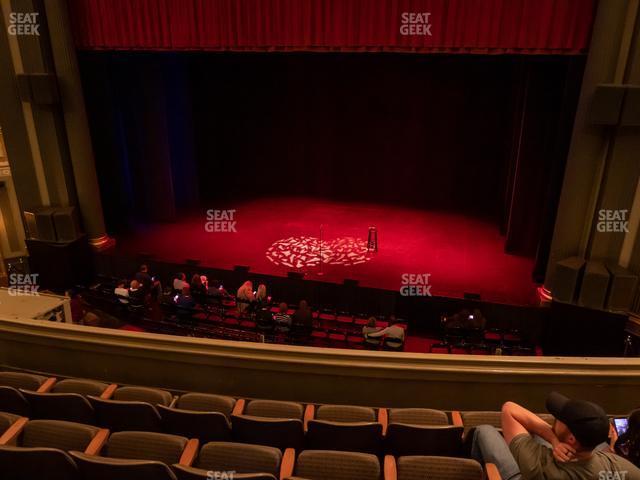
<box><xmin>158</xmin><ymin>405</ymin><xmax>231</xmax><ymax>443</ymax></box>
<box><xmin>176</xmin><ymin>393</ymin><xmax>236</xmax><ymax>417</ymax></box>
<box><xmin>0</xmin><ymin>446</ymin><xmax>79</xmax><ymax>480</ymax></box>
<box><xmin>104</xmin><ymin>431</ymin><xmax>188</xmax><ymax>464</ymax></box>
<box><xmin>0</xmin><ymin>387</ymin><xmax>30</xmax><ymax>417</ymax></box>
<box><xmin>52</xmin><ymin>379</ymin><xmax>109</xmax><ymax>397</ymax></box>
<box><xmin>89</xmin><ymin>396</ymin><xmax>162</xmax><ymax>432</ymax></box>
<box><xmin>315</xmin><ymin>405</ymin><xmax>376</xmax><ymax>423</ymax></box>
<box><xmin>305</xmin><ymin>420</ymin><xmax>383</xmax><ymax>455</ymax></box>
<box><xmin>196</xmin><ymin>441</ymin><xmax>282</xmax><ymax>476</ymax></box>
<box><xmin>231</xmin><ymin>415</ymin><xmax>304</xmax><ymax>450</ymax></box>
<box><xmin>396</xmin><ymin>455</ymin><xmax>483</xmax><ymax>480</ymax></box>
<box><xmin>70</xmin><ymin>450</ymin><xmax>177</xmax><ymax>480</ymax></box>
<box><xmin>385</xmin><ymin>424</ymin><xmax>463</xmax><ymax>457</ymax></box>
<box><xmin>460</xmin><ymin>411</ymin><xmax>554</xmax><ymax>435</ymax></box>
<box><xmin>21</xmin><ymin>391</ymin><xmax>95</xmax><ymax>424</ymax></box>
<box><xmin>294</xmin><ymin>450</ymin><xmax>380</xmax><ymax>480</ymax></box>
<box><xmin>20</xmin><ymin>419</ymin><xmax>99</xmax><ymax>452</ymax></box>
<box><xmin>172</xmin><ymin>464</ymin><xmax>276</xmax><ymax>480</ymax></box>
<box><xmin>244</xmin><ymin>400</ymin><xmax>304</xmax><ymax>420</ymax></box>
<box><xmin>0</xmin><ymin>372</ymin><xmax>47</xmax><ymax>391</ymax></box>
<box><xmin>0</xmin><ymin>411</ymin><xmax>20</xmax><ymax>435</ymax></box>
<box><xmin>112</xmin><ymin>386</ymin><xmax>173</xmax><ymax>406</ymax></box>
<box><xmin>388</xmin><ymin>408</ymin><xmax>449</xmax><ymax>426</ymax></box>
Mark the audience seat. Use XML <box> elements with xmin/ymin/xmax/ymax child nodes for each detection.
<box><xmin>51</xmin><ymin>379</ymin><xmax>115</xmax><ymax>397</ymax></box>
<box><xmin>158</xmin><ymin>406</ymin><xmax>232</xmax><ymax>443</ymax></box>
<box><xmin>385</xmin><ymin>424</ymin><xmax>464</xmax><ymax>457</ymax></box>
<box><xmin>291</xmin><ymin>449</ymin><xmax>380</xmax><ymax>480</ymax></box>
<box><xmin>88</xmin><ymin>386</ymin><xmax>173</xmax><ymax>432</ymax></box>
<box><xmin>0</xmin><ymin>411</ymin><xmax>21</xmax><ymax>437</ymax></box>
<box><xmin>306</xmin><ymin>405</ymin><xmax>383</xmax><ymax>454</ymax></box>
<box><xmin>388</xmin><ymin>408</ymin><xmax>449</xmax><ymax>426</ymax></box>
<box><xmin>172</xmin><ymin>441</ymin><xmax>288</xmax><ymax>480</ymax></box>
<box><xmin>244</xmin><ymin>400</ymin><xmax>304</xmax><ymax>420</ymax></box>
<box><xmin>0</xmin><ymin>387</ymin><xmax>30</xmax><ymax>416</ymax></box>
<box><xmin>386</xmin><ymin>455</ymin><xmax>492</xmax><ymax>480</ymax></box>
<box><xmin>0</xmin><ymin>418</ymin><xmax>109</xmax><ymax>478</ymax></box>
<box><xmin>70</xmin><ymin>430</ymin><xmax>198</xmax><ymax>480</ymax></box>
<box><xmin>232</xmin><ymin>415</ymin><xmax>304</xmax><ymax>451</ymax></box>
<box><xmin>174</xmin><ymin>393</ymin><xmax>236</xmax><ymax>417</ymax></box>
<box><xmin>21</xmin><ymin>390</ymin><xmax>96</xmax><ymax>425</ymax></box>
<box><xmin>0</xmin><ymin>372</ymin><xmax>53</xmax><ymax>392</ymax></box>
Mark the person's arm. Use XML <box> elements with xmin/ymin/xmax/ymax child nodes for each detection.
<box><xmin>367</xmin><ymin>327</ymin><xmax>390</xmax><ymax>338</ymax></box>
<box><xmin>502</xmin><ymin>401</ymin><xmax>575</xmax><ymax>462</ymax></box>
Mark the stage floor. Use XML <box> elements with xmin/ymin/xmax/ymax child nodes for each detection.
<box><xmin>116</xmin><ymin>197</ymin><xmax>539</xmax><ymax>305</ymax></box>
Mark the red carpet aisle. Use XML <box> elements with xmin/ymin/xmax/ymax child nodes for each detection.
<box><xmin>116</xmin><ymin>197</ymin><xmax>538</xmax><ymax>305</ymax></box>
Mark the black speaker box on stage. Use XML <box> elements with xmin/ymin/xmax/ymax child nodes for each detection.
<box><xmin>606</xmin><ymin>264</ymin><xmax>638</xmax><ymax>312</ymax></box>
<box><xmin>23</xmin><ymin>207</ymin><xmax>57</xmax><ymax>241</ymax></box>
<box><xmin>578</xmin><ymin>261</ymin><xmax>610</xmax><ymax>310</ymax></box>
<box><xmin>26</xmin><ymin>236</ymin><xmax>92</xmax><ymax>290</ymax></box>
<box><xmin>53</xmin><ymin>206</ymin><xmax>82</xmax><ymax>242</ymax></box>
<box><xmin>552</xmin><ymin>257</ymin><xmax>585</xmax><ymax>303</ymax></box>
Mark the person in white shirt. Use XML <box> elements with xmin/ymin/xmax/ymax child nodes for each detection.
<box><xmin>367</xmin><ymin>319</ymin><xmax>405</xmax><ymax>349</ymax></box>
<box><xmin>173</xmin><ymin>273</ymin><xmax>188</xmax><ymax>292</ymax></box>
<box><xmin>114</xmin><ymin>281</ymin><xmax>129</xmax><ymax>304</ymax></box>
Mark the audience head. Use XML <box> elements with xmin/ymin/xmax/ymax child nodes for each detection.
<box><xmin>257</xmin><ymin>283</ymin><xmax>267</xmax><ymax>299</ymax></box>
<box><xmin>117</xmin><ymin>280</ymin><xmax>126</xmax><ymax>288</ymax></box>
<box><xmin>616</xmin><ymin>409</ymin><xmax>640</xmax><ymax>466</ymax></box>
<box><xmin>367</xmin><ymin>317</ymin><xmax>377</xmax><ymax>328</ymax></box>
<box><xmin>545</xmin><ymin>392</ymin><xmax>610</xmax><ymax>452</ymax></box>
<box><xmin>279</xmin><ymin>302</ymin><xmax>288</xmax><ymax>314</ymax></box>
<box><xmin>299</xmin><ymin>300</ymin><xmax>309</xmax><ymax>311</ymax></box>
<box><xmin>130</xmin><ymin>280</ymin><xmax>140</xmax><ymax>290</ymax></box>
<box><xmin>200</xmin><ymin>275</ymin><xmax>208</xmax><ymax>288</ymax></box>
<box><xmin>139</xmin><ymin>264</ymin><xmax>148</xmax><ymax>273</ymax></box>
<box><xmin>176</xmin><ymin>272</ymin><xmax>186</xmax><ymax>281</ymax></box>
<box><xmin>191</xmin><ymin>274</ymin><xmax>202</xmax><ymax>286</ymax></box>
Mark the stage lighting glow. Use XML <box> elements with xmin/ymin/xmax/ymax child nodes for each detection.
<box><xmin>266</xmin><ymin>236</ymin><xmax>372</xmax><ymax>269</ymax></box>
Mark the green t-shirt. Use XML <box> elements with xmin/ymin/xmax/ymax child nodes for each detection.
<box><xmin>510</xmin><ymin>433</ymin><xmax>640</xmax><ymax>480</ymax></box>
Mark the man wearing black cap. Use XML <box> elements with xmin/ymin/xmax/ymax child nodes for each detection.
<box><xmin>471</xmin><ymin>392</ymin><xmax>640</xmax><ymax>479</ymax></box>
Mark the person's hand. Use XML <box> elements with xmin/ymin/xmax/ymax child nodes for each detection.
<box><xmin>552</xmin><ymin>440</ymin><xmax>576</xmax><ymax>462</ymax></box>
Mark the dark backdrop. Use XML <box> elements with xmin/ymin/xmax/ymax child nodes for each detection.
<box><xmin>79</xmin><ymin>52</ymin><xmax>583</xmax><ymax>274</ymax></box>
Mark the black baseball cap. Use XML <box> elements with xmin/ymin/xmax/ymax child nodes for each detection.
<box><xmin>545</xmin><ymin>392</ymin><xmax>610</xmax><ymax>449</ymax></box>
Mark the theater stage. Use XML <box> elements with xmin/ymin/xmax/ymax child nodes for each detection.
<box><xmin>115</xmin><ymin>197</ymin><xmax>539</xmax><ymax>306</ymax></box>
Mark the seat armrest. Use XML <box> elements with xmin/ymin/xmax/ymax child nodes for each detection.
<box><xmin>378</xmin><ymin>408</ymin><xmax>388</xmax><ymax>436</ymax></box>
<box><xmin>232</xmin><ymin>398</ymin><xmax>245</xmax><ymax>416</ymax></box>
<box><xmin>100</xmin><ymin>384</ymin><xmax>118</xmax><ymax>399</ymax></box>
<box><xmin>486</xmin><ymin>463</ymin><xmax>501</xmax><ymax>480</ymax></box>
<box><xmin>451</xmin><ymin>410</ymin><xmax>463</xmax><ymax>427</ymax></box>
<box><xmin>84</xmin><ymin>428</ymin><xmax>109</xmax><ymax>455</ymax></box>
<box><xmin>0</xmin><ymin>417</ymin><xmax>28</xmax><ymax>446</ymax></box>
<box><xmin>37</xmin><ymin>377</ymin><xmax>57</xmax><ymax>393</ymax></box>
<box><xmin>280</xmin><ymin>448</ymin><xmax>295</xmax><ymax>480</ymax></box>
<box><xmin>383</xmin><ymin>454</ymin><xmax>397</xmax><ymax>480</ymax></box>
<box><xmin>303</xmin><ymin>404</ymin><xmax>315</xmax><ymax>432</ymax></box>
<box><xmin>169</xmin><ymin>395</ymin><xmax>178</xmax><ymax>408</ymax></box>
<box><xmin>179</xmin><ymin>438</ymin><xmax>199</xmax><ymax>466</ymax></box>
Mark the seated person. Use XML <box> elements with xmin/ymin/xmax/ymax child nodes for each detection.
<box><xmin>366</xmin><ymin>318</ymin><xmax>405</xmax><ymax>349</ymax></box>
<box><xmin>114</xmin><ymin>281</ymin><xmax>129</xmax><ymax>304</ymax></box>
<box><xmin>206</xmin><ymin>279</ymin><xmax>228</xmax><ymax>297</ymax></box>
<box><xmin>255</xmin><ymin>283</ymin><xmax>269</xmax><ymax>306</ymax></box>
<box><xmin>149</xmin><ymin>277</ymin><xmax>163</xmax><ymax>303</ymax></box>
<box><xmin>190</xmin><ymin>274</ymin><xmax>206</xmax><ymax>296</ymax></box>
<box><xmin>128</xmin><ymin>280</ymin><xmax>145</xmax><ymax>309</ymax></box>
<box><xmin>362</xmin><ymin>317</ymin><xmax>382</xmax><ymax>347</ymax></box>
<box><xmin>174</xmin><ymin>285</ymin><xmax>196</xmax><ymax>309</ymax></box>
<box><xmin>135</xmin><ymin>264</ymin><xmax>152</xmax><ymax>291</ymax></box>
<box><xmin>236</xmin><ymin>280</ymin><xmax>255</xmax><ymax>314</ymax></box>
<box><xmin>256</xmin><ymin>307</ymin><xmax>274</xmax><ymax>332</ymax></box>
<box><xmin>173</xmin><ymin>272</ymin><xmax>188</xmax><ymax>292</ymax></box>
<box><xmin>273</xmin><ymin>303</ymin><xmax>292</xmax><ymax>333</ymax></box>
<box><xmin>291</xmin><ymin>300</ymin><xmax>313</xmax><ymax>335</ymax></box>
<box><xmin>471</xmin><ymin>392</ymin><xmax>640</xmax><ymax>480</ymax></box>
<box><xmin>614</xmin><ymin>409</ymin><xmax>640</xmax><ymax>467</ymax></box>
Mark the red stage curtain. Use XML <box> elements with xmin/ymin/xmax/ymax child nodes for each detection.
<box><xmin>67</xmin><ymin>0</ymin><xmax>595</xmax><ymax>54</ymax></box>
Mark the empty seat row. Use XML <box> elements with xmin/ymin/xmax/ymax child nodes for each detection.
<box><xmin>0</xmin><ymin>414</ymin><xmax>501</xmax><ymax>480</ymax></box>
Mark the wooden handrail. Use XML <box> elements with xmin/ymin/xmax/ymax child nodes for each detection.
<box><xmin>179</xmin><ymin>438</ymin><xmax>199</xmax><ymax>466</ymax></box>
<box><xmin>378</xmin><ymin>408</ymin><xmax>388</xmax><ymax>436</ymax></box>
<box><xmin>383</xmin><ymin>455</ymin><xmax>397</xmax><ymax>480</ymax></box>
<box><xmin>280</xmin><ymin>448</ymin><xmax>295</xmax><ymax>480</ymax></box>
<box><xmin>303</xmin><ymin>404</ymin><xmax>315</xmax><ymax>432</ymax></box>
<box><xmin>486</xmin><ymin>463</ymin><xmax>502</xmax><ymax>480</ymax></box>
<box><xmin>232</xmin><ymin>398</ymin><xmax>245</xmax><ymax>416</ymax></box>
<box><xmin>84</xmin><ymin>428</ymin><xmax>109</xmax><ymax>455</ymax></box>
<box><xmin>37</xmin><ymin>377</ymin><xmax>57</xmax><ymax>393</ymax></box>
<box><xmin>100</xmin><ymin>384</ymin><xmax>118</xmax><ymax>399</ymax></box>
<box><xmin>0</xmin><ymin>417</ymin><xmax>28</xmax><ymax>446</ymax></box>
